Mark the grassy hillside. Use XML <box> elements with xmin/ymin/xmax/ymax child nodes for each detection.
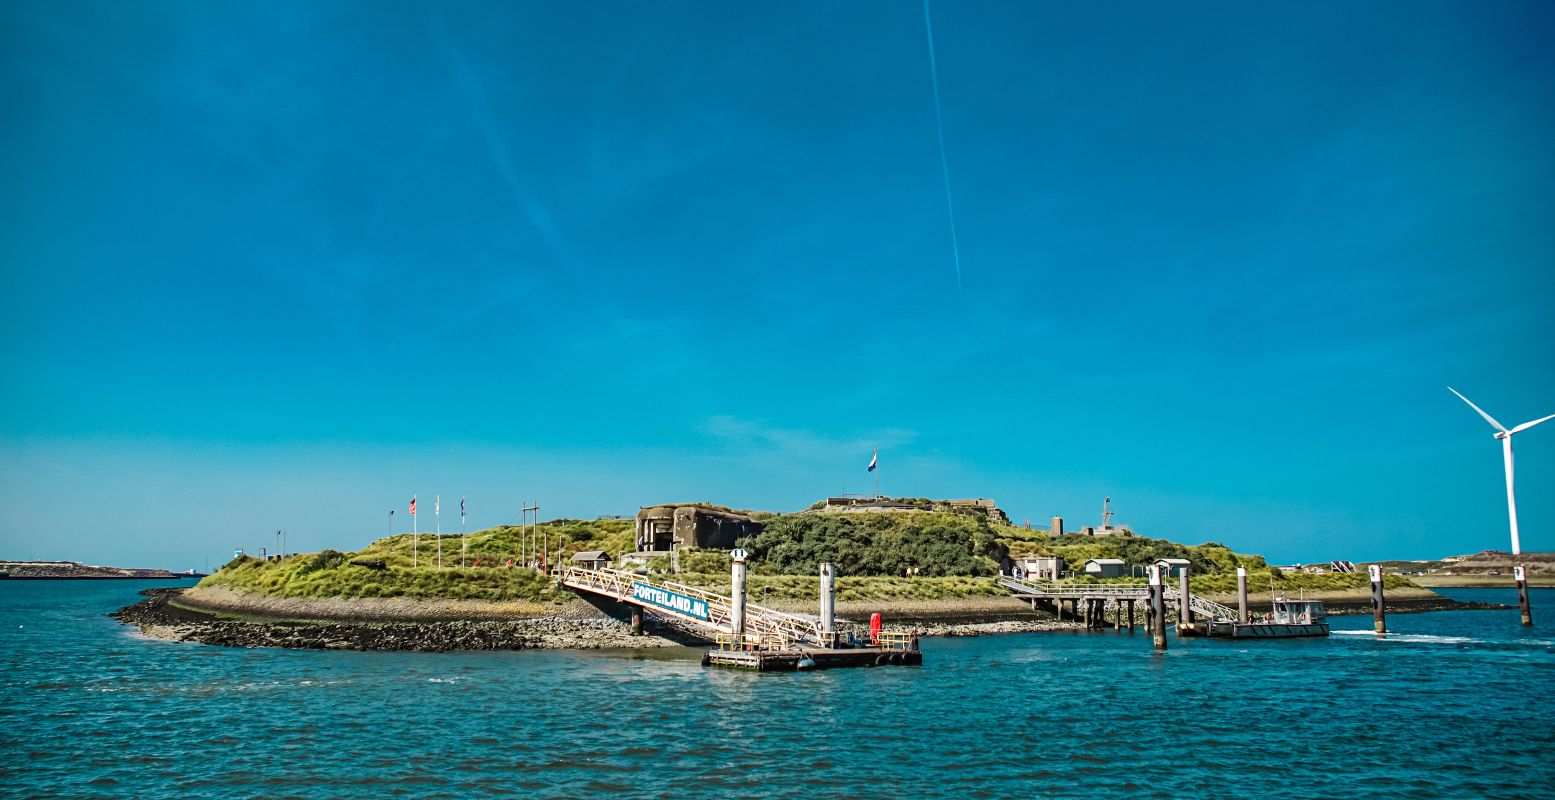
<box><xmin>200</xmin><ymin>519</ymin><xmax>634</xmax><ymax>602</ymax></box>
<box><xmin>197</xmin><ymin>509</ymin><xmax>1422</xmax><ymax>603</ymax></box>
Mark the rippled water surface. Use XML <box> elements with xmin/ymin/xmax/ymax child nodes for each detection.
<box><xmin>3</xmin><ymin>582</ymin><xmax>1554</xmax><ymax>799</ymax></box>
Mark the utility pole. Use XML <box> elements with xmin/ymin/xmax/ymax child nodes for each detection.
<box><xmin>521</xmin><ymin>501</ymin><xmax>541</xmax><ymax>571</ymax></box>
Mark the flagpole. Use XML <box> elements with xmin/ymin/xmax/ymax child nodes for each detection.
<box><xmin>436</xmin><ymin>494</ymin><xmax>442</xmax><ymax>569</ymax></box>
<box><xmin>413</xmin><ymin>495</ymin><xmax>418</xmax><ymax>569</ymax></box>
<box><xmin>461</xmin><ymin>497</ymin><xmax>467</xmax><ymax>569</ymax></box>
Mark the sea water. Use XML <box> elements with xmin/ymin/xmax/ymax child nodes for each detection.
<box><xmin>2</xmin><ymin>581</ymin><xmax>1553</xmax><ymax>799</ymax></box>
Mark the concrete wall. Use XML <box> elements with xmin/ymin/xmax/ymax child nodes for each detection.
<box><xmin>635</xmin><ymin>504</ymin><xmax>763</xmax><ymax>551</ymax></box>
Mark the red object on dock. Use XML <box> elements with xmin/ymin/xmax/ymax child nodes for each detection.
<box><xmin>869</xmin><ymin>613</ymin><xmax>882</xmax><ymax>644</ymax></box>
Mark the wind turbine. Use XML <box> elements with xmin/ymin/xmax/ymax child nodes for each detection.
<box><xmin>1448</xmin><ymin>386</ymin><xmax>1554</xmax><ymax>626</ymax></box>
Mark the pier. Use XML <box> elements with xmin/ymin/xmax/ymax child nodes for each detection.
<box><xmin>998</xmin><ymin>575</ymin><xmax>1237</xmax><ymax>634</ymax></box>
<box><xmin>559</xmin><ymin>557</ymin><xmax>921</xmax><ymax>671</ymax></box>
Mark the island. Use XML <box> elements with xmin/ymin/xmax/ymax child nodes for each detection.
<box><xmin>110</xmin><ymin>496</ymin><xmax>1498</xmax><ymax>651</ymax></box>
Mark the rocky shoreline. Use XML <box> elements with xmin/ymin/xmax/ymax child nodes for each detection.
<box><xmin>112</xmin><ymin>588</ymin><xmax>704</xmax><ymax>652</ymax></box>
<box><xmin>111</xmin><ymin>586</ymin><xmax>1507</xmax><ymax>653</ymax></box>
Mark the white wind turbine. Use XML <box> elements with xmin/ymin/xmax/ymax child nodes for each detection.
<box><xmin>1449</xmin><ymin>387</ymin><xmax>1555</xmax><ymax>559</ymax></box>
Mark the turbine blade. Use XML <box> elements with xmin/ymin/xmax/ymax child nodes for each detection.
<box><xmin>1448</xmin><ymin>386</ymin><xmax>1507</xmax><ymax>432</ymax></box>
<box><xmin>1511</xmin><ymin>413</ymin><xmax>1555</xmax><ymax>435</ymax></box>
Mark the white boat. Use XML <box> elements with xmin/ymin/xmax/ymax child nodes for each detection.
<box><xmin>1182</xmin><ymin>597</ymin><xmax>1330</xmax><ymax>639</ymax></box>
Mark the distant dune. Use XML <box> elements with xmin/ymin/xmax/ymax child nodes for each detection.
<box><xmin>0</xmin><ymin>560</ymin><xmax>200</xmax><ymax>580</ymax></box>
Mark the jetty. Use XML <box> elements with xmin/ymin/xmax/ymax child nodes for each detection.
<box><xmin>1000</xmin><ymin>575</ymin><xmax>1234</xmax><ymax>625</ymax></box>
<box><xmin>559</xmin><ymin>554</ymin><xmax>920</xmax><ymax>671</ymax></box>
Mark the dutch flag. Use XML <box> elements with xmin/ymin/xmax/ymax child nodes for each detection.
<box><xmin>867</xmin><ymin>450</ymin><xmax>877</xmax><ymax>472</ymax></box>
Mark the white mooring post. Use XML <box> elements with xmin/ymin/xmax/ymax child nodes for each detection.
<box><xmin>1370</xmin><ymin>564</ymin><xmax>1387</xmax><ymax>635</ymax></box>
<box><xmin>1177</xmin><ymin>565</ymin><xmax>1192</xmax><ymax>635</ymax></box>
<box><xmin>819</xmin><ymin>562</ymin><xmax>836</xmax><ymax>646</ymax></box>
<box><xmin>1149</xmin><ymin>565</ymin><xmax>1167</xmax><ymax>651</ymax></box>
<box><xmin>730</xmin><ymin>549</ymin><xmax>749</xmax><ymax>647</ymax></box>
<box><xmin>1515</xmin><ymin>565</ymin><xmax>1531</xmax><ymax>627</ymax></box>
<box><xmin>1236</xmin><ymin>566</ymin><xmax>1250</xmax><ymax>624</ymax></box>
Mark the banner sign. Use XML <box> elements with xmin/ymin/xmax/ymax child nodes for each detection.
<box><xmin>632</xmin><ymin>582</ymin><xmax>710</xmax><ymax>621</ymax></box>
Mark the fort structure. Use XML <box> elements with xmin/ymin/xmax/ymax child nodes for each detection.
<box><xmin>634</xmin><ymin>503</ymin><xmax>766</xmax><ymax>552</ymax></box>
<box><xmin>819</xmin><ymin>496</ymin><xmax>1010</xmax><ymax>525</ymax></box>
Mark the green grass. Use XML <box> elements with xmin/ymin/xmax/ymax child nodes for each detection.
<box><xmin>199</xmin><ymin>519</ymin><xmax>635</xmax><ymax>602</ymax></box>
<box><xmin>197</xmin><ymin>511</ymin><xmax>1423</xmax><ymax>603</ymax></box>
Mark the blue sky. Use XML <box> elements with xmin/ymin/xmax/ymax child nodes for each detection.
<box><xmin>2</xmin><ymin>1</ymin><xmax>1552</xmax><ymax>569</ymax></box>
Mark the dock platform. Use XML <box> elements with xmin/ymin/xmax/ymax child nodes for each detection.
<box><xmin>702</xmin><ymin>647</ymin><xmax>922</xmax><ymax>672</ymax></box>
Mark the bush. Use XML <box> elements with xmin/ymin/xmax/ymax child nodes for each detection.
<box><xmin>735</xmin><ymin>512</ymin><xmax>1008</xmax><ymax>577</ymax></box>
<box><xmin>297</xmin><ymin>549</ymin><xmax>347</xmax><ymax>575</ymax></box>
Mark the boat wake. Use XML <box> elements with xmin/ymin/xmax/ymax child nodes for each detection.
<box><xmin>1330</xmin><ymin>630</ymin><xmax>1482</xmax><ymax>645</ymax></box>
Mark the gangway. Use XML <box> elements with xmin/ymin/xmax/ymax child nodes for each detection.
<box><xmin>559</xmin><ymin>565</ymin><xmax>873</xmax><ymax>649</ymax></box>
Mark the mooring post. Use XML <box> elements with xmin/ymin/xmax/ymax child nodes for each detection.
<box><xmin>1149</xmin><ymin>565</ymin><xmax>1167</xmax><ymax>651</ymax></box>
<box><xmin>1369</xmin><ymin>564</ymin><xmax>1386</xmax><ymax>634</ymax></box>
<box><xmin>1177</xmin><ymin>566</ymin><xmax>1192</xmax><ymax>635</ymax></box>
<box><xmin>1515</xmin><ymin>565</ymin><xmax>1532</xmax><ymax>627</ymax></box>
<box><xmin>1236</xmin><ymin>566</ymin><xmax>1249</xmax><ymax>624</ymax></box>
<box><xmin>730</xmin><ymin>548</ymin><xmax>749</xmax><ymax>647</ymax></box>
<box><xmin>819</xmin><ymin>562</ymin><xmax>836</xmax><ymax>646</ymax></box>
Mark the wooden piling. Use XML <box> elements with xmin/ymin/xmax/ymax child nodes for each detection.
<box><xmin>1369</xmin><ymin>564</ymin><xmax>1386</xmax><ymax>634</ymax></box>
<box><xmin>1114</xmin><ymin>600</ymin><xmax>1122</xmax><ymax>630</ymax></box>
<box><xmin>1177</xmin><ymin>566</ymin><xmax>1192</xmax><ymax>635</ymax></box>
<box><xmin>730</xmin><ymin>549</ymin><xmax>749</xmax><ymax>642</ymax></box>
<box><xmin>1126</xmin><ymin>599</ymin><xmax>1134</xmax><ymax>630</ymax></box>
<box><xmin>630</xmin><ymin>605</ymin><xmax>643</xmax><ymax>635</ymax></box>
<box><xmin>1149</xmin><ymin>565</ymin><xmax>1167</xmax><ymax>650</ymax></box>
<box><xmin>1236</xmin><ymin>566</ymin><xmax>1249</xmax><ymax>624</ymax></box>
<box><xmin>819</xmin><ymin>562</ymin><xmax>836</xmax><ymax>645</ymax></box>
<box><xmin>1515</xmin><ymin>565</ymin><xmax>1532</xmax><ymax>627</ymax></box>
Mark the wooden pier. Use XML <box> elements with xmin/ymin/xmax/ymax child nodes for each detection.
<box><xmin>558</xmin><ymin>561</ymin><xmax>924</xmax><ymax>671</ymax></box>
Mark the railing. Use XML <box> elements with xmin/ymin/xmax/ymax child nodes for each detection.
<box><xmin>1170</xmin><ymin>591</ymin><xmax>1238</xmax><ymax>621</ymax></box>
<box><xmin>1000</xmin><ymin>576</ymin><xmax>1239</xmax><ymax>621</ymax></box>
<box><xmin>999</xmin><ymin>577</ymin><xmax>1152</xmax><ymax>599</ymax></box>
<box><xmin>559</xmin><ymin>565</ymin><xmax>852</xmax><ymax>648</ymax></box>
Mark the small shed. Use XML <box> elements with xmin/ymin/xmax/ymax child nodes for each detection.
<box><xmin>1083</xmin><ymin>558</ymin><xmax>1126</xmax><ymax>578</ymax></box>
<box><xmin>1019</xmin><ymin>556</ymin><xmax>1065</xmax><ymax>580</ymax></box>
<box><xmin>570</xmin><ymin>551</ymin><xmax>613</xmax><ymax>570</ymax></box>
<box><xmin>1154</xmin><ymin>558</ymin><xmax>1191</xmax><ymax>577</ymax></box>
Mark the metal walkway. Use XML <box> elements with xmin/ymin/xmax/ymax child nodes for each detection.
<box><xmin>559</xmin><ymin>565</ymin><xmax>856</xmax><ymax>648</ymax></box>
<box><xmin>999</xmin><ymin>576</ymin><xmax>1238</xmax><ymax>621</ymax></box>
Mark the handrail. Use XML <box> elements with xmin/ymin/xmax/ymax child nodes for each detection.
<box><xmin>1000</xmin><ymin>576</ymin><xmax>1239</xmax><ymax>621</ymax></box>
<box><xmin>558</xmin><ymin>565</ymin><xmax>872</xmax><ymax>648</ymax></box>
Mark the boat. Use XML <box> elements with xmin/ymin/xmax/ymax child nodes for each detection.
<box><xmin>1179</xmin><ymin>597</ymin><xmax>1330</xmax><ymax>639</ymax></box>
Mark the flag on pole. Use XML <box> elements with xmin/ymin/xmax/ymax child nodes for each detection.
<box><xmin>435</xmin><ymin>495</ymin><xmax>440</xmax><ymax>515</ymax></box>
<box><xmin>461</xmin><ymin>497</ymin><xmax>466</xmax><ymax>520</ymax></box>
<box><xmin>867</xmin><ymin>451</ymin><xmax>878</xmax><ymax>472</ymax></box>
<box><xmin>409</xmin><ymin>497</ymin><xmax>417</xmax><ymax>516</ymax></box>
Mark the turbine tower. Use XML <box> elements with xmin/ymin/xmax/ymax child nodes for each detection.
<box><xmin>1449</xmin><ymin>386</ymin><xmax>1554</xmax><ymax>626</ymax></box>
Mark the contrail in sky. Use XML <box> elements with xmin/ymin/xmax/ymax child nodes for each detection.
<box><xmin>432</xmin><ymin>15</ymin><xmax>567</xmax><ymax>261</ymax></box>
<box><xmin>923</xmin><ymin>0</ymin><xmax>963</xmax><ymax>290</ymax></box>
